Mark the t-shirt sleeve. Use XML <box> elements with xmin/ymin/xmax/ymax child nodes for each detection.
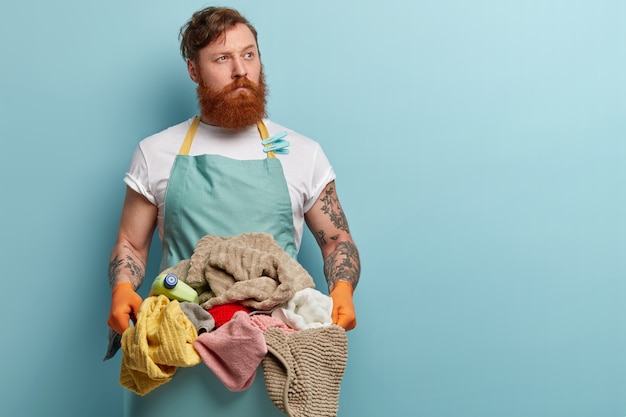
<box><xmin>123</xmin><ymin>144</ymin><xmax>157</xmax><ymax>205</ymax></box>
<box><xmin>304</xmin><ymin>143</ymin><xmax>336</xmax><ymax>213</ymax></box>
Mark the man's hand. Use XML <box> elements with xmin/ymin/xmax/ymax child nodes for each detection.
<box><xmin>108</xmin><ymin>282</ymin><xmax>143</xmax><ymax>334</ymax></box>
<box><xmin>330</xmin><ymin>281</ymin><xmax>356</xmax><ymax>330</ymax></box>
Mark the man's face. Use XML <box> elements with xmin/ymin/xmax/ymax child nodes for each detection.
<box><xmin>188</xmin><ymin>23</ymin><xmax>266</xmax><ymax>129</ymax></box>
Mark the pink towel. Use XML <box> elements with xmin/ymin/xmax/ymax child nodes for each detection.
<box><xmin>193</xmin><ymin>311</ymin><xmax>267</xmax><ymax>391</ymax></box>
<box><xmin>249</xmin><ymin>313</ymin><xmax>297</xmax><ymax>334</ymax></box>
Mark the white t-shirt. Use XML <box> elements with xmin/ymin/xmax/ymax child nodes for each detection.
<box><xmin>124</xmin><ymin>117</ymin><xmax>336</xmax><ymax>252</ymax></box>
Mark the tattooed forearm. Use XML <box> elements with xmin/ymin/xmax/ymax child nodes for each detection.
<box><xmin>319</xmin><ymin>186</ymin><xmax>350</xmax><ymax>234</ymax></box>
<box><xmin>323</xmin><ymin>240</ymin><xmax>361</xmax><ymax>291</ymax></box>
<box><xmin>108</xmin><ymin>245</ymin><xmax>146</xmax><ymax>289</ymax></box>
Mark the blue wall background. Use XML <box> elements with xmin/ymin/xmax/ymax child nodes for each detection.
<box><xmin>1</xmin><ymin>1</ymin><xmax>624</xmax><ymax>416</ymax></box>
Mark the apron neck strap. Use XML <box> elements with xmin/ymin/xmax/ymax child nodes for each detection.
<box><xmin>178</xmin><ymin>116</ymin><xmax>274</xmax><ymax>158</ymax></box>
<box><xmin>178</xmin><ymin>116</ymin><xmax>201</xmax><ymax>155</ymax></box>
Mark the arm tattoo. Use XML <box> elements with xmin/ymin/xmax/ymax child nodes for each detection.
<box><xmin>320</xmin><ymin>186</ymin><xmax>350</xmax><ymax>233</ymax></box>
<box><xmin>324</xmin><ymin>241</ymin><xmax>361</xmax><ymax>291</ymax></box>
<box><xmin>108</xmin><ymin>246</ymin><xmax>145</xmax><ymax>289</ymax></box>
<box><xmin>316</xmin><ymin>230</ymin><xmax>327</xmax><ymax>246</ymax></box>
<box><xmin>314</xmin><ymin>229</ymin><xmax>341</xmax><ymax>248</ymax></box>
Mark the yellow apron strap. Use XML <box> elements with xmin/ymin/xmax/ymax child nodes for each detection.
<box><xmin>178</xmin><ymin>116</ymin><xmax>201</xmax><ymax>155</ymax></box>
<box><xmin>179</xmin><ymin>117</ymin><xmax>273</xmax><ymax>157</ymax></box>
<box><xmin>257</xmin><ymin>120</ymin><xmax>276</xmax><ymax>158</ymax></box>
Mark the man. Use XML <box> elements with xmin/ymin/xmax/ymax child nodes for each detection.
<box><xmin>107</xmin><ymin>6</ymin><xmax>360</xmax><ymax>416</ymax></box>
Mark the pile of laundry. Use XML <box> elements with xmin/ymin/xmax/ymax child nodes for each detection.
<box><xmin>114</xmin><ymin>233</ymin><xmax>348</xmax><ymax>417</ymax></box>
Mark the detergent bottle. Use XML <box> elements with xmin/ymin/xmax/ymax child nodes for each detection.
<box><xmin>150</xmin><ymin>273</ymin><xmax>199</xmax><ymax>303</ymax></box>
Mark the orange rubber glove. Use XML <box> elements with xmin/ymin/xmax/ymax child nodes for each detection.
<box><xmin>108</xmin><ymin>282</ymin><xmax>143</xmax><ymax>335</ymax></box>
<box><xmin>330</xmin><ymin>281</ymin><xmax>356</xmax><ymax>331</ymax></box>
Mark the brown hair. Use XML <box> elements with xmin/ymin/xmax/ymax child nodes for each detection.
<box><xmin>179</xmin><ymin>6</ymin><xmax>258</xmax><ymax>62</ymax></box>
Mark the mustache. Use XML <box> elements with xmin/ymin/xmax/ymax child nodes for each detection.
<box><xmin>219</xmin><ymin>77</ymin><xmax>258</xmax><ymax>94</ymax></box>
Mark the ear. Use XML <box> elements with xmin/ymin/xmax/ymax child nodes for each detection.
<box><xmin>187</xmin><ymin>59</ymin><xmax>199</xmax><ymax>83</ymax></box>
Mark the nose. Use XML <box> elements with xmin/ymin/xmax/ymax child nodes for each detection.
<box><xmin>232</xmin><ymin>57</ymin><xmax>247</xmax><ymax>79</ymax></box>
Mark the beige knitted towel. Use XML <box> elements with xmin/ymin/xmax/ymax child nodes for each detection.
<box><xmin>163</xmin><ymin>233</ymin><xmax>315</xmax><ymax>311</ymax></box>
<box><xmin>262</xmin><ymin>325</ymin><xmax>348</xmax><ymax>417</ymax></box>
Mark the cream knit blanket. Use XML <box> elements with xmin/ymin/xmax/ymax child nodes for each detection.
<box><xmin>162</xmin><ymin>233</ymin><xmax>315</xmax><ymax>311</ymax></box>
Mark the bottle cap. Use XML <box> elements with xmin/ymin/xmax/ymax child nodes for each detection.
<box><xmin>163</xmin><ymin>274</ymin><xmax>178</xmax><ymax>289</ymax></box>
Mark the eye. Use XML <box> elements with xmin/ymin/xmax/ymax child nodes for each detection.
<box><xmin>216</xmin><ymin>56</ymin><xmax>228</xmax><ymax>62</ymax></box>
<box><xmin>244</xmin><ymin>52</ymin><xmax>254</xmax><ymax>59</ymax></box>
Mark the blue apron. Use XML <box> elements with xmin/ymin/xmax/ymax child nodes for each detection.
<box><xmin>125</xmin><ymin>117</ymin><xmax>295</xmax><ymax>417</ymax></box>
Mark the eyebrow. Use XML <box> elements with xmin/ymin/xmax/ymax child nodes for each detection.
<box><xmin>213</xmin><ymin>44</ymin><xmax>258</xmax><ymax>56</ymax></box>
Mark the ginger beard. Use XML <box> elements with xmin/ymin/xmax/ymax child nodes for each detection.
<box><xmin>196</xmin><ymin>72</ymin><xmax>267</xmax><ymax>130</ymax></box>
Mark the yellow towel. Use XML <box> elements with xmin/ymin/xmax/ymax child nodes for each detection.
<box><xmin>120</xmin><ymin>295</ymin><xmax>201</xmax><ymax>395</ymax></box>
